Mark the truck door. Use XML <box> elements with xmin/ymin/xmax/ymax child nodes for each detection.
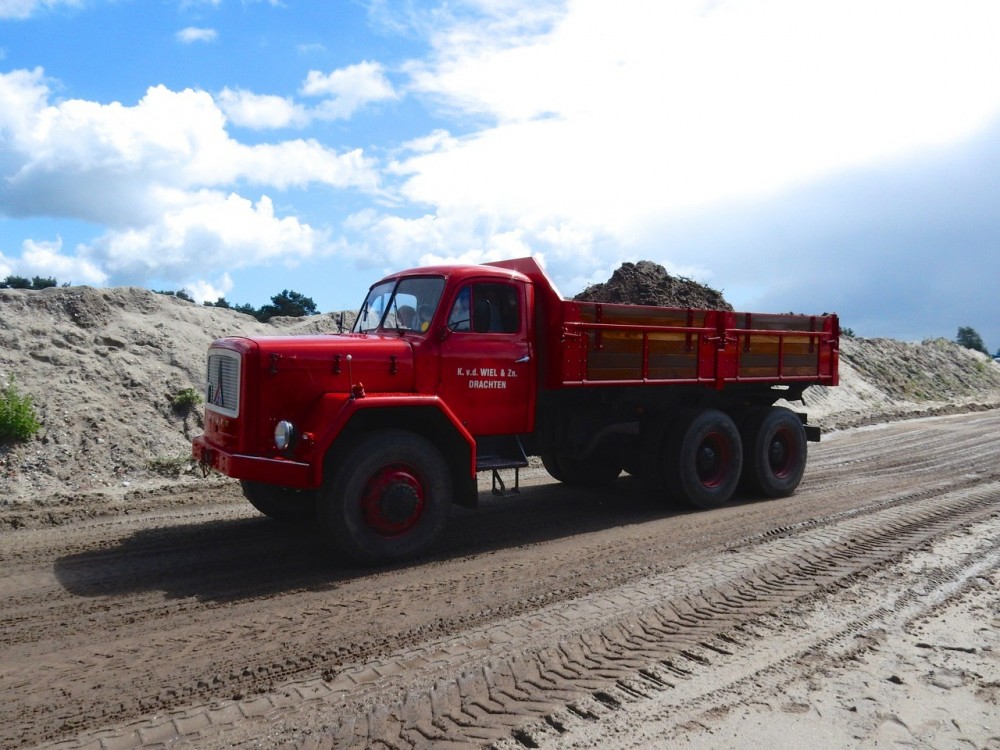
<box><xmin>438</xmin><ymin>280</ymin><xmax>535</xmax><ymax>436</ymax></box>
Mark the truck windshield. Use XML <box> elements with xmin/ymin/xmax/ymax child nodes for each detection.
<box><xmin>352</xmin><ymin>276</ymin><xmax>446</xmax><ymax>334</ymax></box>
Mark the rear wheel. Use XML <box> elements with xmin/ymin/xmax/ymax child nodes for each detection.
<box><xmin>662</xmin><ymin>409</ymin><xmax>742</xmax><ymax>509</ymax></box>
<box><xmin>739</xmin><ymin>406</ymin><xmax>807</xmax><ymax>497</ymax></box>
<box><xmin>319</xmin><ymin>430</ymin><xmax>451</xmax><ymax>565</ymax></box>
<box><xmin>240</xmin><ymin>480</ymin><xmax>317</xmax><ymax>521</ymax></box>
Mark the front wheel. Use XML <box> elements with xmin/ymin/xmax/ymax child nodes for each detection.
<box><xmin>739</xmin><ymin>406</ymin><xmax>807</xmax><ymax>498</ymax></box>
<box><xmin>318</xmin><ymin>430</ymin><xmax>451</xmax><ymax>566</ymax></box>
<box><xmin>240</xmin><ymin>480</ymin><xmax>317</xmax><ymax>521</ymax></box>
<box><xmin>663</xmin><ymin>409</ymin><xmax>743</xmax><ymax>509</ymax></box>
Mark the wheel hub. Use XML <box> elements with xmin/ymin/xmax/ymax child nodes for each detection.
<box><xmin>768</xmin><ymin>432</ymin><xmax>795</xmax><ymax>476</ymax></box>
<box><xmin>361</xmin><ymin>465</ymin><xmax>426</xmax><ymax>536</ymax></box>
<box><xmin>379</xmin><ymin>483</ymin><xmax>421</xmax><ymax>525</ymax></box>
<box><xmin>695</xmin><ymin>432</ymin><xmax>730</xmax><ymax>488</ymax></box>
<box><xmin>769</xmin><ymin>437</ymin><xmax>788</xmax><ymax>469</ymax></box>
<box><xmin>697</xmin><ymin>444</ymin><xmax>719</xmax><ymax>474</ymax></box>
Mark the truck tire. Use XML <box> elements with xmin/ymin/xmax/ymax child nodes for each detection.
<box><xmin>540</xmin><ymin>452</ymin><xmax>568</xmax><ymax>483</ymax></box>
<box><xmin>240</xmin><ymin>480</ymin><xmax>317</xmax><ymax>521</ymax></box>
<box><xmin>318</xmin><ymin>430</ymin><xmax>451</xmax><ymax>566</ymax></box>
<box><xmin>739</xmin><ymin>406</ymin><xmax>807</xmax><ymax>498</ymax></box>
<box><xmin>663</xmin><ymin>409</ymin><xmax>742</xmax><ymax>509</ymax></box>
<box><xmin>540</xmin><ymin>452</ymin><xmax>620</xmax><ymax>486</ymax></box>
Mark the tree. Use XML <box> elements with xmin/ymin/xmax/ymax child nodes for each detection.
<box><xmin>256</xmin><ymin>289</ymin><xmax>318</xmax><ymax>322</ymax></box>
<box><xmin>203</xmin><ymin>297</ymin><xmax>231</xmax><ymax>309</ymax></box>
<box><xmin>1</xmin><ymin>275</ymin><xmax>59</xmax><ymax>289</ymax></box>
<box><xmin>231</xmin><ymin>302</ymin><xmax>260</xmax><ymax>318</ymax></box>
<box><xmin>1</xmin><ymin>275</ymin><xmax>32</xmax><ymax>289</ymax></box>
<box><xmin>30</xmin><ymin>276</ymin><xmax>57</xmax><ymax>289</ymax></box>
<box><xmin>154</xmin><ymin>289</ymin><xmax>195</xmax><ymax>302</ymax></box>
<box><xmin>956</xmin><ymin>326</ymin><xmax>988</xmax><ymax>355</ymax></box>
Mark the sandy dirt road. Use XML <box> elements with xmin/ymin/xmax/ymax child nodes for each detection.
<box><xmin>2</xmin><ymin>411</ymin><xmax>999</xmax><ymax>749</ymax></box>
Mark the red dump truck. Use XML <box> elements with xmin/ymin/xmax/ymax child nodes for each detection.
<box><xmin>192</xmin><ymin>257</ymin><xmax>839</xmax><ymax>564</ymax></box>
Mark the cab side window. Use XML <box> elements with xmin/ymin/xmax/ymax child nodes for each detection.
<box><xmin>448</xmin><ymin>282</ymin><xmax>520</xmax><ymax>334</ymax></box>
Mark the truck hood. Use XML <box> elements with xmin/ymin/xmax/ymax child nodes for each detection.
<box><xmin>226</xmin><ymin>333</ymin><xmax>417</xmax><ymax>395</ymax></box>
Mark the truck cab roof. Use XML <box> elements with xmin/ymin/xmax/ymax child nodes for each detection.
<box><xmin>372</xmin><ymin>260</ymin><xmax>535</xmax><ymax>289</ymax></box>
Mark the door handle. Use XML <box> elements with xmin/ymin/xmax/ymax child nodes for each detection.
<box><xmin>515</xmin><ymin>355</ymin><xmax>530</xmax><ymax>364</ymax></box>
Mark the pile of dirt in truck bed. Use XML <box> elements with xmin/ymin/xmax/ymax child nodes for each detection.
<box><xmin>2</xmin><ymin>276</ymin><xmax>999</xmax><ymax>511</ymax></box>
<box><xmin>574</xmin><ymin>260</ymin><xmax>734</xmax><ymax>310</ymax></box>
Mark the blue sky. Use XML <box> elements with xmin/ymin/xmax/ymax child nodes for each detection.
<box><xmin>2</xmin><ymin>0</ymin><xmax>999</xmax><ymax>351</ymax></box>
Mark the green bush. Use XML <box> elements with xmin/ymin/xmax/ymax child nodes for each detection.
<box><xmin>147</xmin><ymin>454</ymin><xmax>193</xmax><ymax>475</ymax></box>
<box><xmin>0</xmin><ymin>376</ymin><xmax>41</xmax><ymax>444</ymax></box>
<box><xmin>170</xmin><ymin>387</ymin><xmax>203</xmax><ymax>414</ymax></box>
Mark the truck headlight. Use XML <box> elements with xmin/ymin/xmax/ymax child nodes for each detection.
<box><xmin>274</xmin><ymin>420</ymin><xmax>296</xmax><ymax>452</ymax></box>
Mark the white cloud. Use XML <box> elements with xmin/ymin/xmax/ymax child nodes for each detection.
<box><xmin>393</xmin><ymin>129</ymin><xmax>456</xmax><ymax>157</ymax></box>
<box><xmin>217</xmin><ymin>62</ymin><xmax>400</xmax><ymax>130</ymax></box>
<box><xmin>0</xmin><ymin>0</ymin><xmax>80</xmax><ymax>19</ymax></box>
<box><xmin>176</xmin><ymin>27</ymin><xmax>218</xmax><ymax>44</ymax></box>
<box><xmin>393</xmin><ymin>0</ymin><xmax>1000</xmax><ymax>260</ymax></box>
<box><xmin>317</xmin><ymin>0</ymin><xmax>1000</xmax><ymax>308</ymax></box>
<box><xmin>0</xmin><ymin>68</ymin><xmax>380</xmax><ymax>291</ymax></box>
<box><xmin>297</xmin><ymin>43</ymin><xmax>327</xmax><ymax>56</ymax></box>
<box><xmin>2</xmin><ymin>237</ymin><xmax>108</xmax><ymax>285</ymax></box>
<box><xmin>340</xmin><ymin>204</ymin><xmax>603</xmax><ymax>280</ymax></box>
<box><xmin>224</xmin><ymin>140</ymin><xmax>379</xmax><ymax>190</ymax></box>
<box><xmin>0</xmin><ymin>71</ymin><xmax>380</xmax><ymax>222</ymax></box>
<box><xmin>217</xmin><ymin>87</ymin><xmax>308</xmax><ymax>129</ymax></box>
<box><xmin>185</xmin><ymin>273</ymin><xmax>232</xmax><ymax>304</ymax></box>
<box><xmin>342</xmin><ymin>209</ymin><xmax>451</xmax><ymax>267</ymax></box>
<box><xmin>301</xmin><ymin>61</ymin><xmax>398</xmax><ymax>120</ymax></box>
<box><xmin>80</xmin><ymin>192</ymin><xmax>329</xmax><ymax>285</ymax></box>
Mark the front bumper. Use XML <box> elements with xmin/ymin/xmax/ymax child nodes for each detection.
<box><xmin>192</xmin><ymin>436</ymin><xmax>315</xmax><ymax>488</ymax></box>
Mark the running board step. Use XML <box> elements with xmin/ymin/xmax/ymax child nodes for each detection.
<box><xmin>475</xmin><ymin>435</ymin><xmax>528</xmax><ymax>496</ymax></box>
<box><xmin>474</xmin><ymin>435</ymin><xmax>529</xmax><ymax>471</ymax></box>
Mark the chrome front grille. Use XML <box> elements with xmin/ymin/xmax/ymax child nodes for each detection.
<box><xmin>206</xmin><ymin>348</ymin><xmax>241</xmax><ymax>418</ymax></box>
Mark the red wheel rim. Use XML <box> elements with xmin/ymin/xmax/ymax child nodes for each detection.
<box><xmin>768</xmin><ymin>428</ymin><xmax>797</xmax><ymax>478</ymax></box>
<box><xmin>695</xmin><ymin>431</ymin><xmax>731</xmax><ymax>488</ymax></box>
<box><xmin>360</xmin><ymin>464</ymin><xmax>426</xmax><ymax>537</ymax></box>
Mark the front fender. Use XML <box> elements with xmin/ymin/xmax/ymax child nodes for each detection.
<box><xmin>309</xmin><ymin>394</ymin><xmax>478</xmax><ymax>484</ymax></box>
